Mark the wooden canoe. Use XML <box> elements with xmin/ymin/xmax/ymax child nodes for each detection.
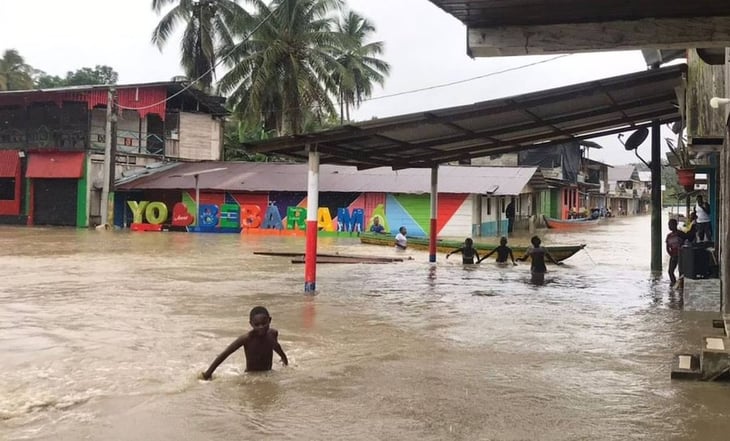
<box><xmin>359</xmin><ymin>233</ymin><xmax>585</xmax><ymax>262</ymax></box>
<box><xmin>543</xmin><ymin>215</ymin><xmax>600</xmax><ymax>231</ymax></box>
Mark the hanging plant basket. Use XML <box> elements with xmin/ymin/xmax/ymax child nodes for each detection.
<box><xmin>677</xmin><ymin>168</ymin><xmax>696</xmax><ymax>192</ymax></box>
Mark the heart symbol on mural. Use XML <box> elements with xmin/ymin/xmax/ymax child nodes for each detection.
<box><xmin>171</xmin><ymin>203</ymin><xmax>194</xmax><ymax>226</ymax></box>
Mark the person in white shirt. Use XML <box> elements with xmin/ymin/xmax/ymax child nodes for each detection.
<box><xmin>394</xmin><ymin>226</ymin><xmax>407</xmax><ymax>250</ymax></box>
<box><xmin>695</xmin><ymin>195</ymin><xmax>712</xmax><ymax>242</ymax></box>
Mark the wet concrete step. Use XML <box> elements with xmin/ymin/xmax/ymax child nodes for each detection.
<box><xmin>700</xmin><ymin>337</ymin><xmax>730</xmax><ymax>381</ymax></box>
<box><xmin>671</xmin><ymin>353</ymin><xmax>702</xmax><ymax>380</ymax></box>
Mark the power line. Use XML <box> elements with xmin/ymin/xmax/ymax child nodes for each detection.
<box><xmin>117</xmin><ymin>3</ymin><xmax>279</xmax><ymax>112</ymax></box>
<box><xmin>363</xmin><ymin>54</ymin><xmax>572</xmax><ymax>103</ymax></box>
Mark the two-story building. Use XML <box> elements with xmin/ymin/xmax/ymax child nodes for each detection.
<box><xmin>473</xmin><ymin>140</ymin><xmax>611</xmax><ymax>222</ymax></box>
<box><xmin>607</xmin><ymin>165</ymin><xmax>643</xmax><ymax>215</ymax></box>
<box><xmin>0</xmin><ymin>82</ymin><xmax>227</xmax><ymax>227</ymax></box>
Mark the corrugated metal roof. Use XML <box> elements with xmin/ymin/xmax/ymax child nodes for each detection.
<box><xmin>637</xmin><ymin>171</ymin><xmax>652</xmax><ymax>182</ymax></box>
<box><xmin>26</xmin><ymin>152</ymin><xmax>85</xmax><ymax>178</ymax></box>
<box><xmin>244</xmin><ymin>64</ymin><xmax>686</xmax><ymax>170</ymax></box>
<box><xmin>117</xmin><ymin>162</ymin><xmax>539</xmax><ymax>196</ymax></box>
<box><xmin>608</xmin><ymin>165</ymin><xmax>638</xmax><ymax>182</ymax></box>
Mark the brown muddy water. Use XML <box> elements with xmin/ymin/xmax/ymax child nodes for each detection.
<box><xmin>2</xmin><ymin>215</ymin><xmax>730</xmax><ymax>440</ymax></box>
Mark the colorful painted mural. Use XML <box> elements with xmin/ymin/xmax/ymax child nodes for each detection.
<box><xmin>117</xmin><ymin>190</ymin><xmax>479</xmax><ymax>237</ymax></box>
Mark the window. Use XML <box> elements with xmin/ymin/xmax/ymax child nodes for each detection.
<box><xmin>0</xmin><ymin>178</ymin><xmax>15</xmax><ymax>200</ymax></box>
<box><xmin>563</xmin><ymin>190</ymin><xmax>568</xmax><ymax>205</ymax></box>
<box><xmin>486</xmin><ymin>198</ymin><xmax>491</xmax><ymax>215</ymax></box>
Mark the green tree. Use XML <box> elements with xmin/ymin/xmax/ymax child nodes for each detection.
<box><xmin>218</xmin><ymin>0</ymin><xmax>347</xmax><ymax>135</ymax></box>
<box><xmin>36</xmin><ymin>65</ymin><xmax>119</xmax><ymax>88</ymax></box>
<box><xmin>333</xmin><ymin>11</ymin><xmax>389</xmax><ymax>123</ymax></box>
<box><xmin>151</xmin><ymin>0</ymin><xmax>246</xmax><ymax>92</ymax></box>
<box><xmin>0</xmin><ymin>49</ymin><xmax>35</xmax><ymax>91</ymax></box>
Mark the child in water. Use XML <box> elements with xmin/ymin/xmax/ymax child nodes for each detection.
<box><xmin>478</xmin><ymin>236</ymin><xmax>517</xmax><ymax>265</ymax></box>
<box><xmin>200</xmin><ymin>306</ymin><xmax>288</xmax><ymax>380</ymax></box>
<box><xmin>446</xmin><ymin>238</ymin><xmax>480</xmax><ymax>264</ymax></box>
<box><xmin>517</xmin><ymin>236</ymin><xmax>563</xmax><ymax>284</ymax></box>
<box><xmin>394</xmin><ymin>226</ymin><xmax>407</xmax><ymax>250</ymax></box>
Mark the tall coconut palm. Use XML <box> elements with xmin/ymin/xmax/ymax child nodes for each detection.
<box><xmin>333</xmin><ymin>11</ymin><xmax>390</xmax><ymax>123</ymax></box>
<box><xmin>151</xmin><ymin>0</ymin><xmax>248</xmax><ymax>92</ymax></box>
<box><xmin>218</xmin><ymin>0</ymin><xmax>346</xmax><ymax>135</ymax></box>
<box><xmin>0</xmin><ymin>49</ymin><xmax>35</xmax><ymax>91</ymax></box>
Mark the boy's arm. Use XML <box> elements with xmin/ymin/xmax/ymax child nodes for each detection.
<box><xmin>479</xmin><ymin>248</ymin><xmax>496</xmax><ymax>262</ymax></box>
<box><xmin>446</xmin><ymin>247</ymin><xmax>463</xmax><ymax>259</ymax></box>
<box><xmin>272</xmin><ymin>330</ymin><xmax>288</xmax><ymax>366</ymax></box>
<box><xmin>509</xmin><ymin>249</ymin><xmax>517</xmax><ymax>265</ymax></box>
<box><xmin>516</xmin><ymin>248</ymin><xmax>531</xmax><ymax>262</ymax></box>
<box><xmin>201</xmin><ymin>335</ymin><xmax>247</xmax><ymax>380</ymax></box>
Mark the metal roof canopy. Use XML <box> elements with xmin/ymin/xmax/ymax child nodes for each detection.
<box><xmin>245</xmin><ymin>64</ymin><xmax>686</xmax><ymax>170</ymax></box>
<box><xmin>426</xmin><ymin>1</ymin><xmax>730</xmax><ymax>28</ymax></box>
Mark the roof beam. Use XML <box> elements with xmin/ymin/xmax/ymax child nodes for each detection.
<box><xmin>468</xmin><ymin>16</ymin><xmax>730</xmax><ymax>56</ymax></box>
<box><xmin>367</xmin><ymin>92</ymin><xmax>677</xmax><ymax>155</ymax></box>
<box><xmin>404</xmin><ymin>109</ymin><xmax>678</xmax><ymax>164</ymax></box>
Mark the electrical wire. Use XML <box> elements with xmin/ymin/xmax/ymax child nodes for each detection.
<box><xmin>363</xmin><ymin>54</ymin><xmax>572</xmax><ymax>103</ymax></box>
<box><xmin>117</xmin><ymin>3</ymin><xmax>279</xmax><ymax>112</ymax></box>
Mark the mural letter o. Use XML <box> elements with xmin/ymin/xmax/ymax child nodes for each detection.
<box><xmin>145</xmin><ymin>202</ymin><xmax>168</xmax><ymax>225</ymax></box>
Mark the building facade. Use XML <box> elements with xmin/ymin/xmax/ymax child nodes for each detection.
<box><xmin>0</xmin><ymin>82</ymin><xmax>227</xmax><ymax>227</ymax></box>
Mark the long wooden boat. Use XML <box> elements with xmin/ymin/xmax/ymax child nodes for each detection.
<box><xmin>543</xmin><ymin>215</ymin><xmax>600</xmax><ymax>231</ymax></box>
<box><xmin>359</xmin><ymin>233</ymin><xmax>585</xmax><ymax>262</ymax></box>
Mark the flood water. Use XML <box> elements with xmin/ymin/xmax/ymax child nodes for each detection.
<box><xmin>2</xmin><ymin>215</ymin><xmax>730</xmax><ymax>440</ymax></box>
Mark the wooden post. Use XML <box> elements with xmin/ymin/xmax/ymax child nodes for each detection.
<box><xmin>722</xmin><ymin>48</ymin><xmax>730</xmax><ymax>316</ymax></box>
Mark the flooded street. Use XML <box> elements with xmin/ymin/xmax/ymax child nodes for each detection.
<box><xmin>2</xmin><ymin>215</ymin><xmax>730</xmax><ymax>440</ymax></box>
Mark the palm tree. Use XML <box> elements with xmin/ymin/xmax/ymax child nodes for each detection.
<box><xmin>218</xmin><ymin>0</ymin><xmax>346</xmax><ymax>135</ymax></box>
<box><xmin>333</xmin><ymin>11</ymin><xmax>390</xmax><ymax>123</ymax></box>
<box><xmin>151</xmin><ymin>0</ymin><xmax>248</xmax><ymax>92</ymax></box>
<box><xmin>0</xmin><ymin>49</ymin><xmax>35</xmax><ymax>91</ymax></box>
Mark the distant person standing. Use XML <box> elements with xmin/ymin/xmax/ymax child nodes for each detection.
<box><xmin>370</xmin><ymin>216</ymin><xmax>386</xmax><ymax>234</ymax></box>
<box><xmin>505</xmin><ymin>198</ymin><xmax>515</xmax><ymax>234</ymax></box>
<box><xmin>394</xmin><ymin>226</ymin><xmax>407</xmax><ymax>250</ymax></box>
<box><xmin>695</xmin><ymin>195</ymin><xmax>712</xmax><ymax>242</ymax></box>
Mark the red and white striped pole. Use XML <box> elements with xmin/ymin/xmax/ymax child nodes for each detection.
<box><xmin>304</xmin><ymin>146</ymin><xmax>320</xmax><ymax>293</ymax></box>
<box><xmin>429</xmin><ymin>165</ymin><xmax>438</xmax><ymax>263</ymax></box>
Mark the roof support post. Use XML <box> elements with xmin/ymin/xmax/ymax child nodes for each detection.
<box><xmin>429</xmin><ymin>165</ymin><xmax>439</xmax><ymax>263</ymax></box>
<box><xmin>651</xmin><ymin>120</ymin><xmax>663</xmax><ymax>274</ymax></box>
<box><xmin>304</xmin><ymin>145</ymin><xmax>320</xmax><ymax>294</ymax></box>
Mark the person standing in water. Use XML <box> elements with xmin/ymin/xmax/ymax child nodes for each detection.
<box><xmin>665</xmin><ymin>218</ymin><xmax>685</xmax><ymax>287</ymax></box>
<box><xmin>446</xmin><ymin>238</ymin><xmax>481</xmax><ymax>264</ymax></box>
<box><xmin>394</xmin><ymin>226</ymin><xmax>407</xmax><ymax>250</ymax></box>
<box><xmin>200</xmin><ymin>306</ymin><xmax>288</xmax><ymax>380</ymax></box>
<box><xmin>370</xmin><ymin>216</ymin><xmax>386</xmax><ymax>234</ymax></box>
<box><xmin>517</xmin><ymin>236</ymin><xmax>562</xmax><ymax>284</ymax></box>
<box><xmin>478</xmin><ymin>236</ymin><xmax>517</xmax><ymax>265</ymax></box>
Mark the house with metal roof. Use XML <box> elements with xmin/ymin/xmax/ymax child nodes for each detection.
<box><xmin>607</xmin><ymin>165</ymin><xmax>643</xmax><ymax>215</ymax></box>
<box><xmin>114</xmin><ymin>162</ymin><xmax>548</xmax><ymax>238</ymax></box>
<box><xmin>0</xmin><ymin>82</ymin><xmax>228</xmax><ymax>227</ymax></box>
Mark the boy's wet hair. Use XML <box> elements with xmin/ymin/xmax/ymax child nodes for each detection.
<box><xmin>465</xmin><ymin>238</ymin><xmax>473</xmax><ymax>246</ymax></box>
<box><xmin>250</xmin><ymin>306</ymin><xmax>270</xmax><ymax>321</ymax></box>
<box><xmin>668</xmin><ymin>219</ymin><xmax>678</xmax><ymax>229</ymax></box>
<box><xmin>399</xmin><ymin>226</ymin><xmax>406</xmax><ymax>233</ymax></box>
<box><xmin>500</xmin><ymin>236</ymin><xmax>507</xmax><ymax>245</ymax></box>
<box><xmin>530</xmin><ymin>235</ymin><xmax>541</xmax><ymax>247</ymax></box>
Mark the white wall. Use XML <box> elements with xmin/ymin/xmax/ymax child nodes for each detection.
<box><xmin>90</xmin><ymin>109</ymin><xmax>148</xmax><ymax>154</ymax></box>
<box><xmin>438</xmin><ymin>194</ymin><xmax>474</xmax><ymax>237</ymax></box>
<box><xmin>178</xmin><ymin>113</ymin><xmax>222</xmax><ymax>161</ymax></box>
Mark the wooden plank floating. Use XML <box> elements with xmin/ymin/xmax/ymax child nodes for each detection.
<box><xmin>254</xmin><ymin>250</ymin><xmax>405</xmax><ymax>263</ymax></box>
<box><xmin>290</xmin><ymin>256</ymin><xmax>397</xmax><ymax>264</ymax></box>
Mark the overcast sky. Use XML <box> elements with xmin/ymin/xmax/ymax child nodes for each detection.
<box><xmin>0</xmin><ymin>0</ymin><xmax>677</xmax><ymax>165</ymax></box>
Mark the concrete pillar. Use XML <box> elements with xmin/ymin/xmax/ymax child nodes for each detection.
<box><xmin>304</xmin><ymin>146</ymin><xmax>319</xmax><ymax>294</ymax></box>
<box><xmin>723</xmin><ymin>48</ymin><xmax>730</xmax><ymax>316</ymax></box>
<box><xmin>429</xmin><ymin>166</ymin><xmax>438</xmax><ymax>263</ymax></box>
